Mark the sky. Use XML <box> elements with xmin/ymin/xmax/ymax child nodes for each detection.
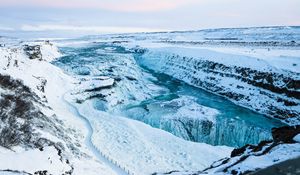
<box><xmin>0</xmin><ymin>0</ymin><xmax>300</xmax><ymax>35</ymax></box>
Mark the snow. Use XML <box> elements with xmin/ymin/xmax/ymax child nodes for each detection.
<box><xmin>142</xmin><ymin>47</ymin><xmax>296</xmax><ymax>75</ymax></box>
<box><xmin>1</xmin><ymin>26</ymin><xmax>299</xmax><ymax>175</ymax></box>
<box><xmin>70</xmin><ymin>99</ymin><xmax>232</xmax><ymax>175</ymax></box>
<box><xmin>161</xmin><ymin>96</ymin><xmax>218</xmax><ymax>121</ymax></box>
<box><xmin>0</xmin><ymin>172</ymin><xmax>26</xmax><ymax>175</ymax></box>
<box><xmin>77</xmin><ymin>76</ymin><xmax>115</xmax><ymax>92</ymax></box>
<box><xmin>83</xmin><ymin>26</ymin><xmax>300</xmax><ymax>43</ymax></box>
<box><xmin>39</xmin><ymin>42</ymin><xmax>62</xmax><ymax>62</ymax></box>
<box><xmin>294</xmin><ymin>134</ymin><xmax>300</xmax><ymax>143</ymax></box>
<box><xmin>0</xmin><ymin>40</ymin><xmax>232</xmax><ymax>175</ymax></box>
<box><xmin>200</xmin><ymin>47</ymin><xmax>300</xmax><ymax>73</ymax></box>
<box><xmin>224</xmin><ymin>143</ymin><xmax>300</xmax><ymax>174</ymax></box>
<box><xmin>0</xmin><ymin>146</ymin><xmax>71</xmax><ymax>174</ymax></box>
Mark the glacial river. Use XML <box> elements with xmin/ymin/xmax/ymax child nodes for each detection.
<box><xmin>53</xmin><ymin>41</ymin><xmax>284</xmax><ymax>147</ymax></box>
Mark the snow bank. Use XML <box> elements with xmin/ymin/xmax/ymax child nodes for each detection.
<box><xmin>70</xmin><ymin>99</ymin><xmax>232</xmax><ymax>175</ymax></box>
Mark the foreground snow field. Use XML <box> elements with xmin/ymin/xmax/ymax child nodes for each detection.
<box><xmin>0</xmin><ymin>26</ymin><xmax>299</xmax><ymax>175</ymax></box>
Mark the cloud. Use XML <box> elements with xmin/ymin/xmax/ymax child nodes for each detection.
<box><xmin>97</xmin><ymin>0</ymin><xmax>199</xmax><ymax>12</ymax></box>
<box><xmin>20</xmin><ymin>24</ymin><xmax>167</xmax><ymax>33</ymax></box>
<box><xmin>0</xmin><ymin>26</ymin><xmax>15</xmax><ymax>31</ymax></box>
<box><xmin>1</xmin><ymin>0</ymin><xmax>199</xmax><ymax>12</ymax></box>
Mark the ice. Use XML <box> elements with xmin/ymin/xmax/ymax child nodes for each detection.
<box><xmin>122</xmin><ymin>95</ymin><xmax>274</xmax><ymax>147</ymax></box>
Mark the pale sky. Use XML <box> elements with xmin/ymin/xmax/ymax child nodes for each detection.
<box><xmin>0</xmin><ymin>0</ymin><xmax>300</xmax><ymax>34</ymax></box>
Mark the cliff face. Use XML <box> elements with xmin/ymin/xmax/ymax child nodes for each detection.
<box><xmin>138</xmin><ymin>47</ymin><xmax>300</xmax><ymax>125</ymax></box>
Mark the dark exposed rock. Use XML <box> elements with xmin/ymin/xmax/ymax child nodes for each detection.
<box><xmin>125</xmin><ymin>75</ymin><xmax>137</xmax><ymax>81</ymax></box>
<box><xmin>0</xmin><ymin>74</ymin><xmax>78</xmax><ymax>153</ymax></box>
<box><xmin>251</xmin><ymin>157</ymin><xmax>300</xmax><ymax>175</ymax></box>
<box><xmin>0</xmin><ymin>74</ymin><xmax>40</xmax><ymax>148</ymax></box>
<box><xmin>231</xmin><ymin>144</ymin><xmax>256</xmax><ymax>157</ymax></box>
<box><xmin>23</xmin><ymin>45</ymin><xmax>42</xmax><ymax>60</ymax></box>
<box><xmin>34</xmin><ymin>170</ymin><xmax>47</xmax><ymax>175</ymax></box>
<box><xmin>272</xmin><ymin>125</ymin><xmax>300</xmax><ymax>143</ymax></box>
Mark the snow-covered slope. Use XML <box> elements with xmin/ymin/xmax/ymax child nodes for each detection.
<box><xmin>0</xmin><ymin>41</ymin><xmax>118</xmax><ymax>175</ymax></box>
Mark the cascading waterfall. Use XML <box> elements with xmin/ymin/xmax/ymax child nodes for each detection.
<box><xmin>122</xmin><ymin>95</ymin><xmax>276</xmax><ymax>147</ymax></box>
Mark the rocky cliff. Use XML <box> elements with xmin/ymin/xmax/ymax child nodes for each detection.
<box><xmin>137</xmin><ymin>47</ymin><xmax>300</xmax><ymax>125</ymax></box>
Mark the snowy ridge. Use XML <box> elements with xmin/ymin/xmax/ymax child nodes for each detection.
<box><xmin>83</xmin><ymin>26</ymin><xmax>300</xmax><ymax>43</ymax></box>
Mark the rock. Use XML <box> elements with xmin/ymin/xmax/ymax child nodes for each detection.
<box><xmin>231</xmin><ymin>144</ymin><xmax>255</xmax><ymax>157</ymax></box>
<box><xmin>23</xmin><ymin>45</ymin><xmax>42</xmax><ymax>60</ymax></box>
<box><xmin>230</xmin><ymin>140</ymin><xmax>273</xmax><ymax>157</ymax></box>
<box><xmin>272</xmin><ymin>125</ymin><xmax>300</xmax><ymax>143</ymax></box>
<box><xmin>125</xmin><ymin>75</ymin><xmax>137</xmax><ymax>81</ymax></box>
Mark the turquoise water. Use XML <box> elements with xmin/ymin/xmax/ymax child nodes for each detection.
<box><xmin>54</xmin><ymin>42</ymin><xmax>284</xmax><ymax>147</ymax></box>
